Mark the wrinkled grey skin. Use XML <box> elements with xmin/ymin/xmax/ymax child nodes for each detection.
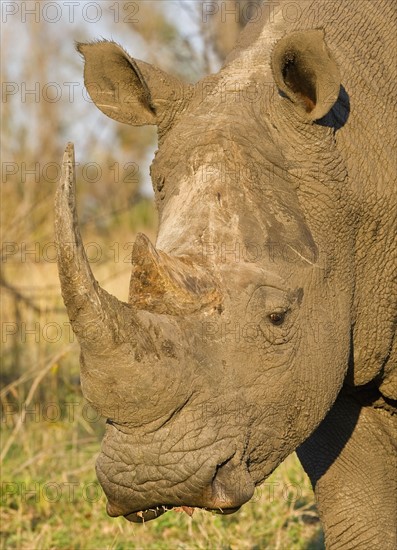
<box><xmin>55</xmin><ymin>1</ymin><xmax>396</xmax><ymax>548</ymax></box>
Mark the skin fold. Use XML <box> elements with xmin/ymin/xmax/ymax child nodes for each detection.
<box><xmin>55</xmin><ymin>1</ymin><xmax>396</xmax><ymax>548</ymax></box>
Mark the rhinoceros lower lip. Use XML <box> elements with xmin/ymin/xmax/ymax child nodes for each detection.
<box><xmin>123</xmin><ymin>505</ymin><xmax>241</xmax><ymax>523</ymax></box>
<box><xmin>124</xmin><ymin>506</ymin><xmax>168</xmax><ymax>523</ymax></box>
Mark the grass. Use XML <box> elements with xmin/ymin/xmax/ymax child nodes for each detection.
<box><xmin>1</xmin><ymin>198</ymin><xmax>324</xmax><ymax>549</ymax></box>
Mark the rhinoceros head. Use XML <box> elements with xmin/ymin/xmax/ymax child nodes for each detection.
<box><xmin>55</xmin><ymin>31</ymin><xmax>352</xmax><ymax>522</ymax></box>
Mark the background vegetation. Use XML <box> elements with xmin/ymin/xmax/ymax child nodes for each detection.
<box><xmin>1</xmin><ymin>2</ymin><xmax>323</xmax><ymax>548</ymax></box>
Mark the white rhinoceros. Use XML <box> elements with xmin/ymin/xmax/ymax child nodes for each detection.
<box><xmin>55</xmin><ymin>1</ymin><xmax>396</xmax><ymax>547</ymax></box>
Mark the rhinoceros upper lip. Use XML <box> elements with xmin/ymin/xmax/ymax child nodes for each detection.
<box><xmin>123</xmin><ymin>504</ymin><xmax>241</xmax><ymax>523</ymax></box>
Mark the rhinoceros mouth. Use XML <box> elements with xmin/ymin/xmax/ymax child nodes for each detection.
<box><xmin>123</xmin><ymin>506</ymin><xmax>167</xmax><ymax>523</ymax></box>
<box><xmin>122</xmin><ymin>504</ymin><xmax>241</xmax><ymax>523</ymax></box>
<box><xmin>104</xmin><ymin>452</ymin><xmax>255</xmax><ymax>523</ymax></box>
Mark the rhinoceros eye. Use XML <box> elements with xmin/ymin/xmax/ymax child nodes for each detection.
<box><xmin>268</xmin><ymin>312</ymin><xmax>286</xmax><ymax>326</ymax></box>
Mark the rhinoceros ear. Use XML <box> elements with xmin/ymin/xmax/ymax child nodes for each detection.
<box><xmin>271</xmin><ymin>30</ymin><xmax>341</xmax><ymax>121</ymax></box>
<box><xmin>76</xmin><ymin>41</ymin><xmax>191</xmax><ymax>127</ymax></box>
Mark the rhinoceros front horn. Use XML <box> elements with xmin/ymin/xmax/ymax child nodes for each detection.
<box><xmin>55</xmin><ymin>142</ymin><xmax>129</xmax><ymax>352</ymax></box>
